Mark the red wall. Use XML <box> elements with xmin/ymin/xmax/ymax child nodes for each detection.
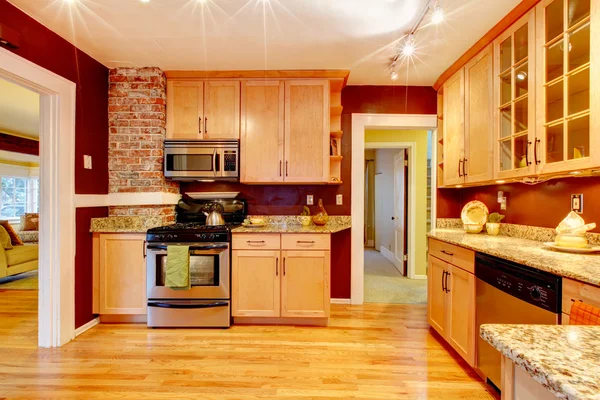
<box><xmin>181</xmin><ymin>85</ymin><xmax>437</xmax><ymax>298</ymax></box>
<box><xmin>1</xmin><ymin>0</ymin><xmax>109</xmax><ymax>328</ymax></box>
<box><xmin>437</xmin><ymin>176</ymin><xmax>600</xmax><ymax>233</ymax></box>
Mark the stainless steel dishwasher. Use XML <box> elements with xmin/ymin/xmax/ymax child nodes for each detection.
<box><xmin>475</xmin><ymin>253</ymin><xmax>561</xmax><ymax>393</ymax></box>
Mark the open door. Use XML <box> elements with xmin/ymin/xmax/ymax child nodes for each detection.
<box><xmin>393</xmin><ymin>150</ymin><xmax>409</xmax><ymax>276</ymax></box>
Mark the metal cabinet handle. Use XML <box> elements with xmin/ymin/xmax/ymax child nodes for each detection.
<box><xmin>441</xmin><ymin>249</ymin><xmax>454</xmax><ymax>256</ymax></box>
<box><xmin>143</xmin><ymin>240</ymin><xmax>147</xmax><ymax>258</ymax></box>
<box><xmin>283</xmin><ymin>258</ymin><xmax>286</xmax><ymax>276</ymax></box>
<box><xmin>247</xmin><ymin>240</ymin><xmax>265</xmax><ymax>244</ymax></box>
<box><xmin>445</xmin><ymin>272</ymin><xmax>451</xmax><ymax>293</ymax></box>
<box><xmin>458</xmin><ymin>160</ymin><xmax>463</xmax><ymax>178</ymax></box>
<box><xmin>442</xmin><ymin>270</ymin><xmax>447</xmax><ymax>292</ymax></box>
<box><xmin>285</xmin><ymin>161</ymin><xmax>289</xmax><ymax>177</ymax></box>
<box><xmin>297</xmin><ymin>241</ymin><xmax>316</xmax><ymax>244</ymax></box>
<box><xmin>199</xmin><ymin>117</ymin><xmax>202</xmax><ymax>135</ymax></box>
<box><xmin>534</xmin><ymin>138</ymin><xmax>541</xmax><ymax>165</ymax></box>
<box><xmin>279</xmin><ymin>161</ymin><xmax>282</xmax><ymax>177</ymax></box>
<box><xmin>205</xmin><ymin>117</ymin><xmax>208</xmax><ymax>135</ymax></box>
<box><xmin>276</xmin><ymin>257</ymin><xmax>279</xmax><ymax>276</ymax></box>
<box><xmin>526</xmin><ymin>141</ymin><xmax>532</xmax><ymax>166</ymax></box>
<box><xmin>463</xmin><ymin>159</ymin><xmax>467</xmax><ymax>177</ymax></box>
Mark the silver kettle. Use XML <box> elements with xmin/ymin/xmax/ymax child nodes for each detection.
<box><xmin>203</xmin><ymin>203</ymin><xmax>225</xmax><ymax>226</ymax></box>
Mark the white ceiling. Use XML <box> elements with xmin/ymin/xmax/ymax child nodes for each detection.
<box><xmin>8</xmin><ymin>0</ymin><xmax>520</xmax><ymax>86</ymax></box>
<box><xmin>0</xmin><ymin>78</ymin><xmax>40</xmax><ymax>138</ymax></box>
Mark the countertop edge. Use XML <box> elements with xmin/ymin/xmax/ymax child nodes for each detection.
<box><xmin>231</xmin><ymin>224</ymin><xmax>351</xmax><ymax>234</ymax></box>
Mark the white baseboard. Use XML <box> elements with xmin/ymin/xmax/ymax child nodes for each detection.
<box><xmin>330</xmin><ymin>298</ymin><xmax>351</xmax><ymax>304</ymax></box>
<box><xmin>411</xmin><ymin>274</ymin><xmax>428</xmax><ymax>280</ymax></box>
<box><xmin>74</xmin><ymin>317</ymin><xmax>99</xmax><ymax>337</ymax></box>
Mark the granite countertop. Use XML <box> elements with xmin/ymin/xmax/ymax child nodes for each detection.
<box><xmin>481</xmin><ymin>324</ymin><xmax>600</xmax><ymax>400</ymax></box>
<box><xmin>232</xmin><ymin>215</ymin><xmax>351</xmax><ymax>234</ymax></box>
<box><xmin>90</xmin><ymin>216</ymin><xmax>164</xmax><ymax>233</ymax></box>
<box><xmin>428</xmin><ymin>228</ymin><xmax>600</xmax><ymax>287</ymax></box>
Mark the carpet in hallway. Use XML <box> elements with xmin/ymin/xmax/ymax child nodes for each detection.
<box><xmin>364</xmin><ymin>249</ymin><xmax>427</xmax><ymax>304</ymax></box>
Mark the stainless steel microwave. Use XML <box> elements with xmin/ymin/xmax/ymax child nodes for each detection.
<box><xmin>164</xmin><ymin>140</ymin><xmax>239</xmax><ymax>181</ymax></box>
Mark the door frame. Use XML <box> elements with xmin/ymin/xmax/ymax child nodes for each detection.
<box><xmin>351</xmin><ymin>114</ymin><xmax>438</xmax><ymax>305</ymax></box>
<box><xmin>366</xmin><ymin>143</ymin><xmax>413</xmax><ymax>275</ymax></box>
<box><xmin>0</xmin><ymin>47</ymin><xmax>76</xmax><ymax>347</ymax></box>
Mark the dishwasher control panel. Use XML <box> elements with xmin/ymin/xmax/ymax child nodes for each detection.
<box><xmin>476</xmin><ymin>253</ymin><xmax>561</xmax><ymax>313</ymax></box>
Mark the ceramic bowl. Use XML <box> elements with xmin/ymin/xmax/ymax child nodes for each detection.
<box><xmin>463</xmin><ymin>224</ymin><xmax>484</xmax><ymax>234</ymax></box>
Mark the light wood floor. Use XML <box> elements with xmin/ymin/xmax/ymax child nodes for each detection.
<box><xmin>0</xmin><ymin>290</ymin><xmax>498</xmax><ymax>399</ymax></box>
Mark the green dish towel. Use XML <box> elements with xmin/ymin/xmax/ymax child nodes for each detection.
<box><xmin>165</xmin><ymin>245</ymin><xmax>190</xmax><ymax>290</ymax></box>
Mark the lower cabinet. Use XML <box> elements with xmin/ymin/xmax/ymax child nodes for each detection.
<box><xmin>232</xmin><ymin>233</ymin><xmax>331</xmax><ymax>322</ymax></box>
<box><xmin>93</xmin><ymin>233</ymin><xmax>147</xmax><ymax>318</ymax></box>
<box><xmin>428</xmin><ymin>253</ymin><xmax>476</xmax><ymax>367</ymax></box>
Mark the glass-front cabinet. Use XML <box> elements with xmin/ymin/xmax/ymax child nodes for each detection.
<box><xmin>535</xmin><ymin>0</ymin><xmax>600</xmax><ymax>173</ymax></box>
<box><xmin>494</xmin><ymin>11</ymin><xmax>537</xmax><ymax>179</ymax></box>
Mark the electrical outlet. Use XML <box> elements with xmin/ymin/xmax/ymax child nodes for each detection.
<box><xmin>307</xmin><ymin>195</ymin><xmax>314</xmax><ymax>205</ymax></box>
<box><xmin>336</xmin><ymin>194</ymin><xmax>343</xmax><ymax>205</ymax></box>
<box><xmin>83</xmin><ymin>155</ymin><xmax>92</xmax><ymax>170</ymax></box>
<box><xmin>572</xmin><ymin>194</ymin><xmax>583</xmax><ymax>214</ymax></box>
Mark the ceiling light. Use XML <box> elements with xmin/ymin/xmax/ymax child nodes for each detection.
<box><xmin>570</xmin><ymin>171</ymin><xmax>583</xmax><ymax>175</ymax></box>
<box><xmin>390</xmin><ymin>70</ymin><xmax>398</xmax><ymax>81</ymax></box>
<box><xmin>456</xmin><ymin>185</ymin><xmax>463</xmax><ymax>188</ymax></box>
<box><xmin>496</xmin><ymin>180</ymin><xmax>506</xmax><ymax>184</ymax></box>
<box><xmin>517</xmin><ymin>71</ymin><xmax>528</xmax><ymax>81</ymax></box>
<box><xmin>402</xmin><ymin>34</ymin><xmax>416</xmax><ymax>57</ymax></box>
<box><xmin>140</xmin><ymin>0</ymin><xmax>150</xmax><ymax>3</ymax></box>
<box><xmin>431</xmin><ymin>1</ymin><xmax>444</xmax><ymax>24</ymax></box>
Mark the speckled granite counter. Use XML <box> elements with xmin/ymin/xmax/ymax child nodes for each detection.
<box><xmin>90</xmin><ymin>216</ymin><xmax>164</xmax><ymax>233</ymax></box>
<box><xmin>232</xmin><ymin>216</ymin><xmax>351</xmax><ymax>234</ymax></box>
<box><xmin>428</xmin><ymin>228</ymin><xmax>600</xmax><ymax>287</ymax></box>
<box><xmin>481</xmin><ymin>324</ymin><xmax>600</xmax><ymax>400</ymax></box>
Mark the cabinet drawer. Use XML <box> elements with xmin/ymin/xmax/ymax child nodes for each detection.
<box><xmin>281</xmin><ymin>234</ymin><xmax>330</xmax><ymax>250</ymax></box>
<box><xmin>429</xmin><ymin>238</ymin><xmax>474</xmax><ymax>274</ymax></box>
<box><xmin>232</xmin><ymin>234</ymin><xmax>280</xmax><ymax>250</ymax></box>
<box><xmin>562</xmin><ymin>278</ymin><xmax>600</xmax><ymax>315</ymax></box>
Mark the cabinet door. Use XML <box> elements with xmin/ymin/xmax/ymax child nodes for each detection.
<box><xmin>166</xmin><ymin>80</ymin><xmax>203</xmax><ymax>140</ymax></box>
<box><xmin>281</xmin><ymin>251</ymin><xmax>330</xmax><ymax>318</ymax></box>
<box><xmin>240</xmin><ymin>81</ymin><xmax>285</xmax><ymax>183</ymax></box>
<box><xmin>464</xmin><ymin>45</ymin><xmax>494</xmax><ymax>183</ymax></box>
<box><xmin>98</xmin><ymin>234</ymin><xmax>147</xmax><ymax>315</ymax></box>
<box><xmin>427</xmin><ymin>256</ymin><xmax>447</xmax><ymax>336</ymax></box>
<box><xmin>204</xmin><ymin>81</ymin><xmax>240</xmax><ymax>139</ymax></box>
<box><xmin>446</xmin><ymin>265</ymin><xmax>476</xmax><ymax>367</ymax></box>
<box><xmin>232</xmin><ymin>250</ymin><xmax>280</xmax><ymax>317</ymax></box>
<box><xmin>494</xmin><ymin>11</ymin><xmax>537</xmax><ymax>179</ymax></box>
<box><xmin>535</xmin><ymin>0</ymin><xmax>600</xmax><ymax>173</ymax></box>
<box><xmin>284</xmin><ymin>80</ymin><xmax>330</xmax><ymax>183</ymax></box>
<box><xmin>443</xmin><ymin>69</ymin><xmax>465</xmax><ymax>186</ymax></box>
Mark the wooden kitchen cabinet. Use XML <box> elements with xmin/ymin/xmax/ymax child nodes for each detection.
<box><xmin>464</xmin><ymin>44</ymin><xmax>494</xmax><ymax>183</ymax></box>
<box><xmin>561</xmin><ymin>277</ymin><xmax>600</xmax><ymax>324</ymax></box>
<box><xmin>93</xmin><ymin>233</ymin><xmax>147</xmax><ymax>316</ymax></box>
<box><xmin>284</xmin><ymin>80</ymin><xmax>330</xmax><ymax>183</ymax></box>
<box><xmin>166</xmin><ymin>80</ymin><xmax>240</xmax><ymax>140</ymax></box>
<box><xmin>281</xmin><ymin>251</ymin><xmax>330</xmax><ymax>318</ymax></box>
<box><xmin>240</xmin><ymin>81</ymin><xmax>285</xmax><ymax>183</ymax></box>
<box><xmin>231</xmin><ymin>233</ymin><xmax>331</xmax><ymax>322</ymax></box>
<box><xmin>427</xmin><ymin>238</ymin><xmax>476</xmax><ymax>367</ymax></box>
<box><xmin>442</xmin><ymin>69</ymin><xmax>465</xmax><ymax>186</ymax></box>
<box><xmin>166</xmin><ymin>81</ymin><xmax>204</xmax><ymax>140</ymax></box>
<box><xmin>232</xmin><ymin>250</ymin><xmax>281</xmax><ymax>317</ymax></box>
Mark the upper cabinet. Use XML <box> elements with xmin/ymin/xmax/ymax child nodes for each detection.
<box><xmin>535</xmin><ymin>0</ymin><xmax>599</xmax><ymax>173</ymax></box>
<box><xmin>442</xmin><ymin>45</ymin><xmax>494</xmax><ymax>186</ymax></box>
<box><xmin>167</xmin><ymin>80</ymin><xmax>240</xmax><ymax>140</ymax></box>
<box><xmin>494</xmin><ymin>10</ymin><xmax>537</xmax><ymax>179</ymax></box>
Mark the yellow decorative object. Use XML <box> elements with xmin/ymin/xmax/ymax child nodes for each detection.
<box><xmin>573</xmin><ymin>147</ymin><xmax>583</xmax><ymax>159</ymax></box>
<box><xmin>312</xmin><ymin>199</ymin><xmax>329</xmax><ymax>226</ymax></box>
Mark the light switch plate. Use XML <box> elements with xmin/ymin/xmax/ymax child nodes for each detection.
<box><xmin>307</xmin><ymin>195</ymin><xmax>314</xmax><ymax>205</ymax></box>
<box><xmin>336</xmin><ymin>194</ymin><xmax>343</xmax><ymax>205</ymax></box>
<box><xmin>83</xmin><ymin>155</ymin><xmax>92</xmax><ymax>170</ymax></box>
<box><xmin>572</xmin><ymin>194</ymin><xmax>583</xmax><ymax>214</ymax></box>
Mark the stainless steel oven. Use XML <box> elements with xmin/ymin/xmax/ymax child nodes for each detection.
<box><xmin>146</xmin><ymin>242</ymin><xmax>230</xmax><ymax>327</ymax></box>
<box><xmin>164</xmin><ymin>140</ymin><xmax>239</xmax><ymax>181</ymax></box>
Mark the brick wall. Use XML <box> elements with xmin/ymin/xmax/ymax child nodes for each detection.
<box><xmin>108</xmin><ymin>67</ymin><xmax>179</xmax><ymax>223</ymax></box>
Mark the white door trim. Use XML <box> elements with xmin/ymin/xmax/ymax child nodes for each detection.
<box><xmin>0</xmin><ymin>47</ymin><xmax>77</xmax><ymax>347</ymax></box>
<box><xmin>351</xmin><ymin>114</ymin><xmax>438</xmax><ymax>305</ymax></box>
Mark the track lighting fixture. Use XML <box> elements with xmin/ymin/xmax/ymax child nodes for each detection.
<box><xmin>402</xmin><ymin>34</ymin><xmax>416</xmax><ymax>57</ymax></box>
<box><xmin>431</xmin><ymin>1</ymin><xmax>444</xmax><ymax>24</ymax></box>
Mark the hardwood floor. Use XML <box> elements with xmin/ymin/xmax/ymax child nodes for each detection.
<box><xmin>0</xmin><ymin>290</ymin><xmax>498</xmax><ymax>399</ymax></box>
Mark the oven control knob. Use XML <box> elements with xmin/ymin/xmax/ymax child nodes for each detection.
<box><xmin>201</xmin><ymin>234</ymin><xmax>207</xmax><ymax>239</ymax></box>
<box><xmin>530</xmin><ymin>287</ymin><xmax>541</xmax><ymax>300</ymax></box>
<box><xmin>167</xmin><ymin>234</ymin><xmax>174</xmax><ymax>240</ymax></box>
<box><xmin>209</xmin><ymin>234</ymin><xmax>216</xmax><ymax>240</ymax></box>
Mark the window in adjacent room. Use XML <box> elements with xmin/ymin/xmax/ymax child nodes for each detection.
<box><xmin>0</xmin><ymin>176</ymin><xmax>39</xmax><ymax>220</ymax></box>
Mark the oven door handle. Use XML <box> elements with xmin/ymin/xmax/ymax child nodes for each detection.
<box><xmin>146</xmin><ymin>244</ymin><xmax>229</xmax><ymax>251</ymax></box>
<box><xmin>148</xmin><ymin>301</ymin><xmax>229</xmax><ymax>309</ymax></box>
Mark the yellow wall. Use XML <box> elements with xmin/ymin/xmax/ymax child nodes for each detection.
<box><xmin>365</xmin><ymin>129</ymin><xmax>429</xmax><ymax>276</ymax></box>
